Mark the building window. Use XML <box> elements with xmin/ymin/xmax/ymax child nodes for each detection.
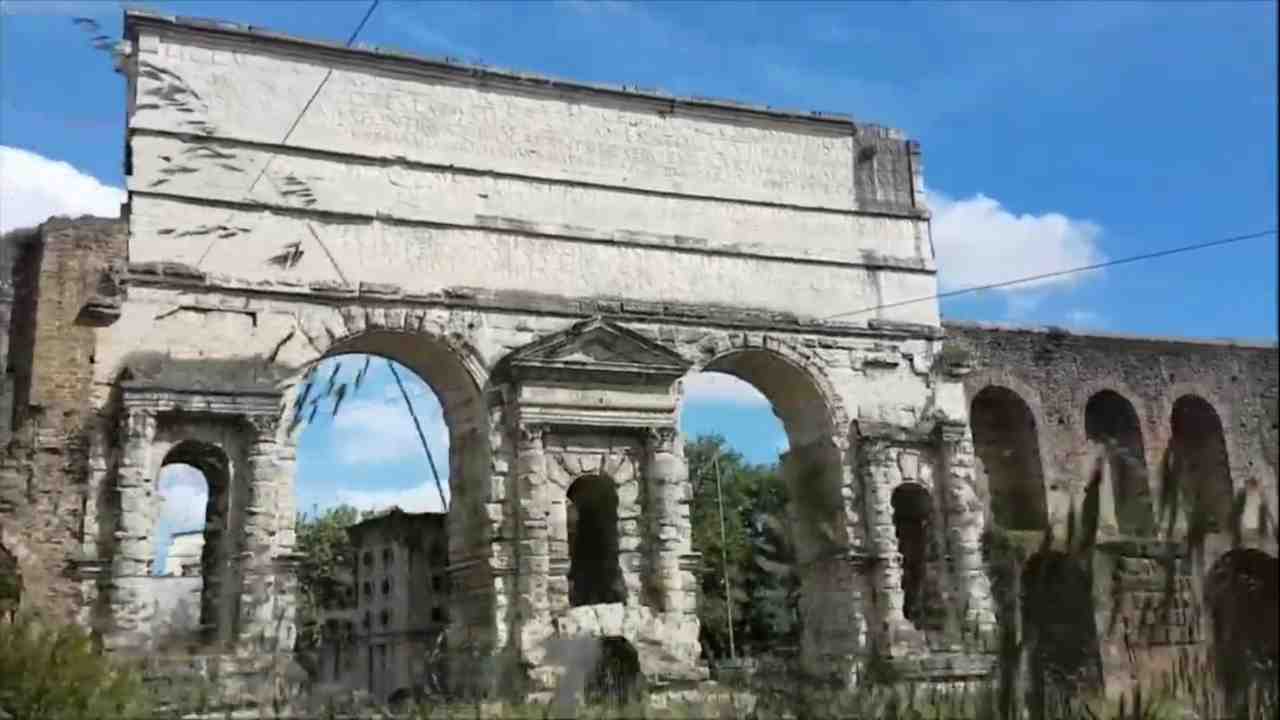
<box><xmin>383</xmin><ymin>547</ymin><xmax>393</xmax><ymax>566</ymax></box>
<box><xmin>432</xmin><ymin>574</ymin><xmax>443</xmax><ymax>592</ymax></box>
<box><xmin>381</xmin><ymin>578</ymin><xmax>391</xmax><ymax>596</ymax></box>
<box><xmin>363</xmin><ymin>581</ymin><xmax>372</xmax><ymax>599</ymax></box>
<box><xmin>362</xmin><ymin>611</ymin><xmax>370</xmax><ymax>629</ymax></box>
<box><xmin>431</xmin><ymin>607</ymin><xmax>445</xmax><ymax>623</ymax></box>
<box><xmin>363</xmin><ymin>551</ymin><xmax>374</xmax><ymax>567</ymax></box>
<box><xmin>379</xmin><ymin>609</ymin><xmax>391</xmax><ymax>627</ymax></box>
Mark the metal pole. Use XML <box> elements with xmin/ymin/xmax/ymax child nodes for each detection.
<box><xmin>713</xmin><ymin>452</ymin><xmax>737</xmax><ymax>661</ymax></box>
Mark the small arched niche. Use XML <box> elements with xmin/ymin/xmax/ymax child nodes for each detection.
<box><xmin>970</xmin><ymin>386</ymin><xmax>1049</xmax><ymax>531</ymax></box>
<box><xmin>1169</xmin><ymin>395</ymin><xmax>1234</xmax><ymax>533</ymax></box>
<box><xmin>567</xmin><ymin>474</ymin><xmax>624</xmax><ymax>607</ymax></box>
<box><xmin>1085</xmin><ymin>390</ymin><xmax>1154</xmax><ymax>535</ymax></box>
<box><xmin>891</xmin><ymin>483</ymin><xmax>935</xmax><ymax>628</ymax></box>
<box><xmin>0</xmin><ymin>539</ymin><xmax>19</xmax><ymax>622</ymax></box>
<box><xmin>585</xmin><ymin>636</ymin><xmax>645</xmax><ymax>705</ymax></box>
<box><xmin>159</xmin><ymin>440</ymin><xmax>236</xmax><ymax>646</ymax></box>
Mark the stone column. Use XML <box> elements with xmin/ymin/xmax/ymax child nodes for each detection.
<box><xmin>644</xmin><ymin>427</ymin><xmax>695</xmax><ymax>617</ymax></box>
<box><xmin>238</xmin><ymin>412</ymin><xmax>295</xmax><ymax>652</ymax></box>
<box><xmin>936</xmin><ymin>422</ymin><xmax>997</xmax><ymax>640</ymax></box>
<box><xmin>115</xmin><ymin>410</ymin><xmax>157</xmax><ymax>577</ymax></box>
<box><xmin>105</xmin><ymin>409</ymin><xmax>157</xmax><ymax>651</ymax></box>
<box><xmin>856</xmin><ymin>431</ymin><xmax>919</xmax><ymax>656</ymax></box>
<box><xmin>547</xmin><ymin>486</ymin><xmax>570</xmax><ymax>611</ymax></box>
<box><xmin>513</xmin><ymin>422</ymin><xmax>550</xmax><ymax>633</ymax></box>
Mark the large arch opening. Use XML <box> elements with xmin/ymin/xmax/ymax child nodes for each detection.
<box><xmin>970</xmin><ymin>386</ymin><xmax>1048</xmax><ymax>531</ymax></box>
<box><xmin>288</xmin><ymin>330</ymin><xmax>489</xmax><ymax>699</ymax></box>
<box><xmin>678</xmin><ymin>348</ymin><xmax>844</xmax><ymax>666</ymax></box>
<box><xmin>584</xmin><ymin>636</ymin><xmax>645</xmax><ymax>705</ymax></box>
<box><xmin>154</xmin><ymin>441</ymin><xmax>234</xmax><ymax>647</ymax></box>
<box><xmin>1168</xmin><ymin>395</ymin><xmax>1234</xmax><ymax>534</ymax></box>
<box><xmin>1085</xmin><ymin>390</ymin><xmax>1154</xmax><ymax>535</ymax></box>
<box><xmin>566</xmin><ymin>474</ymin><xmax>625</xmax><ymax>607</ymax></box>
<box><xmin>1021</xmin><ymin>551</ymin><xmax>1103</xmax><ymax>715</ymax></box>
<box><xmin>1205</xmin><ymin>548</ymin><xmax>1279</xmax><ymax>705</ymax></box>
<box><xmin>0</xmin><ymin>538</ymin><xmax>20</xmax><ymax>622</ymax></box>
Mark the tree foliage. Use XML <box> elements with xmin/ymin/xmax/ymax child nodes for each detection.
<box><xmin>685</xmin><ymin>434</ymin><xmax>799</xmax><ymax>661</ymax></box>
<box><xmin>294</xmin><ymin>504</ymin><xmax>367</xmax><ymax>650</ymax></box>
<box><xmin>0</xmin><ymin>612</ymin><xmax>153</xmax><ymax>720</ymax></box>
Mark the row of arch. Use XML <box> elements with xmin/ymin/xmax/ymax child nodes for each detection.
<box><xmin>137</xmin><ymin>322</ymin><xmax>852</xmax><ymax>653</ymax></box>
<box><xmin>970</xmin><ymin>384</ymin><xmax>1236</xmax><ymax>536</ymax></box>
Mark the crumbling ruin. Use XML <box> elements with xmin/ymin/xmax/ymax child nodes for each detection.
<box><xmin>0</xmin><ymin>9</ymin><xmax>1276</xmax><ymax>707</ymax></box>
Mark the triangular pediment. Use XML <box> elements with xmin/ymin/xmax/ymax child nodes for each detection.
<box><xmin>503</xmin><ymin>317</ymin><xmax>691</xmax><ymax>381</ymax></box>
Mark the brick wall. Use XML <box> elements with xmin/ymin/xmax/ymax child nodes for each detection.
<box><xmin>0</xmin><ymin>216</ymin><xmax>126</xmax><ymax>621</ymax></box>
<box><xmin>945</xmin><ymin>320</ymin><xmax>1279</xmax><ymax>541</ymax></box>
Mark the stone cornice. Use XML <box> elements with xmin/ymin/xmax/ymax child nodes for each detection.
<box><xmin>122</xmin><ymin>268</ymin><xmax>948</xmax><ymax>341</ymax></box>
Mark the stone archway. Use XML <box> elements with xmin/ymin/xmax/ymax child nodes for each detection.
<box><xmin>690</xmin><ymin>345</ymin><xmax>856</xmax><ymax>676</ymax></box>
<box><xmin>891</xmin><ymin>483</ymin><xmax>936</xmax><ymax>630</ymax></box>
<box><xmin>970</xmin><ymin>385</ymin><xmax>1049</xmax><ymax>531</ymax></box>
<box><xmin>1085</xmin><ymin>390</ymin><xmax>1155</xmax><ymax>536</ymax></box>
<box><xmin>566</xmin><ymin>474</ymin><xmax>625</xmax><ymax>607</ymax></box>
<box><xmin>159</xmin><ymin>440</ymin><xmax>233</xmax><ymax>647</ymax></box>
<box><xmin>1168</xmin><ymin>395</ymin><xmax>1234</xmax><ymax>534</ymax></box>
<box><xmin>285</xmin><ymin>325</ymin><xmax>498</xmax><ymax>694</ymax></box>
<box><xmin>1205</xmin><ymin>548</ymin><xmax>1279</xmax><ymax>708</ymax></box>
<box><xmin>1022</xmin><ymin>550</ymin><xmax>1103</xmax><ymax>716</ymax></box>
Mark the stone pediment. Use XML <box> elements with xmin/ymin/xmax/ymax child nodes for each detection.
<box><xmin>502</xmin><ymin>317</ymin><xmax>690</xmax><ymax>384</ymax></box>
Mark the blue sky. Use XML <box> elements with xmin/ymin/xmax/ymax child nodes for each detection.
<box><xmin>1</xmin><ymin>1</ymin><xmax>1275</xmax><ymax>555</ymax></box>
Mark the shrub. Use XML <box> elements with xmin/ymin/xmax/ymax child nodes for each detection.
<box><xmin>0</xmin><ymin>611</ymin><xmax>154</xmax><ymax>720</ymax></box>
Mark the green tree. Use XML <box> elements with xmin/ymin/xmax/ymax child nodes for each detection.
<box><xmin>686</xmin><ymin>434</ymin><xmax>798</xmax><ymax>661</ymax></box>
<box><xmin>294</xmin><ymin>504</ymin><xmax>365</xmax><ymax>654</ymax></box>
<box><xmin>0</xmin><ymin>612</ymin><xmax>153</xmax><ymax>720</ymax></box>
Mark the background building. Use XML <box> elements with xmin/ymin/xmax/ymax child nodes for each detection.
<box><xmin>347</xmin><ymin>508</ymin><xmax>449</xmax><ymax>703</ymax></box>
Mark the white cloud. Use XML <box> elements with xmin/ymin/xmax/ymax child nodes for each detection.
<box><xmin>155</xmin><ymin>463</ymin><xmax>209</xmax><ymax>538</ymax></box>
<box><xmin>336</xmin><ymin>481</ymin><xmax>451</xmax><ymax>515</ymax></box>
<box><xmin>0</xmin><ymin>146</ymin><xmax>124</xmax><ymax>233</ymax></box>
<box><xmin>1064</xmin><ymin>308</ymin><xmax>1106</xmax><ymax>331</ymax></box>
<box><xmin>331</xmin><ymin>397</ymin><xmax>449</xmax><ymax>466</ymax></box>
<box><xmin>680</xmin><ymin>372</ymin><xmax>770</xmax><ymax>408</ymax></box>
<box><xmin>927</xmin><ymin>188</ymin><xmax>1107</xmax><ymax>296</ymax></box>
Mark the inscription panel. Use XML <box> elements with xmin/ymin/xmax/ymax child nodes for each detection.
<box><xmin>129</xmin><ymin>196</ymin><xmax>939</xmax><ymax>325</ymax></box>
<box><xmin>133</xmin><ymin>29</ymin><xmax>857</xmax><ymax>209</ymax></box>
<box><xmin>128</xmin><ymin>134</ymin><xmax>928</xmax><ymax>266</ymax></box>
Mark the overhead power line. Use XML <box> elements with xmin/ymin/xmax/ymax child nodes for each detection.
<box><xmin>240</xmin><ymin>0</ymin><xmax>381</xmax><ymax>198</ymax></box>
<box><xmin>196</xmin><ymin>0</ymin><xmax>381</xmax><ymax>268</ymax></box>
<box><xmin>822</xmin><ymin>228</ymin><xmax>1277</xmax><ymax>321</ymax></box>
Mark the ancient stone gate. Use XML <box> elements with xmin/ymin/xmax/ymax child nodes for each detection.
<box><xmin>49</xmin><ymin>9</ymin><xmax>1002</xmax><ymax>696</ymax></box>
<box><xmin>1</xmin><ymin>10</ymin><xmax>1276</xmax><ymax>705</ymax></box>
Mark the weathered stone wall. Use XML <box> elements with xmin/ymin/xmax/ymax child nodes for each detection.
<box><xmin>0</xmin><ymin>217</ymin><xmax>126</xmax><ymax>622</ymax></box>
<box><xmin>946</xmin><ymin>320</ymin><xmax>1278</xmax><ymax>544</ymax></box>
<box><xmin>96</xmin><ymin>8</ymin><xmax>986</xmax><ymax>696</ymax></box>
<box><xmin>121</xmin><ymin>12</ymin><xmax>936</xmax><ymax>326</ymax></box>
<box><xmin>947</xmin><ymin>320</ymin><xmax>1279</xmax><ymax>698</ymax></box>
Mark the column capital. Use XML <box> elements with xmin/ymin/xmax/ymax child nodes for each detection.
<box><xmin>516</xmin><ymin>422</ymin><xmax>547</xmax><ymax>447</ymax></box>
<box><xmin>645</xmin><ymin>426</ymin><xmax>678</xmax><ymax>453</ymax></box>
<box><xmin>245</xmin><ymin>412</ymin><xmax>282</xmax><ymax>439</ymax></box>
<box><xmin>122</xmin><ymin>408</ymin><xmax>158</xmax><ymax>443</ymax></box>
